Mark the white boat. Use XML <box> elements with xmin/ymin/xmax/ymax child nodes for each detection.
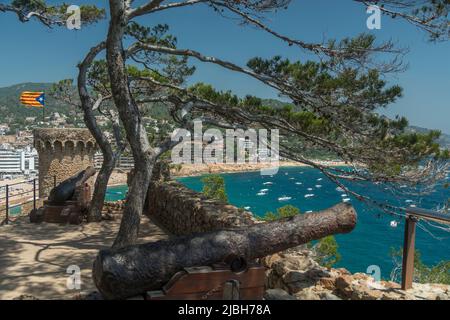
<box><xmin>295</xmin><ymin>182</ymin><xmax>302</xmax><ymax>185</ymax></box>
<box><xmin>304</xmin><ymin>194</ymin><xmax>315</xmax><ymax>198</ymax></box>
<box><xmin>257</xmin><ymin>192</ymin><xmax>267</xmax><ymax>196</ymax></box>
<box><xmin>341</xmin><ymin>194</ymin><xmax>348</xmax><ymax>197</ymax></box>
<box><xmin>409</xmin><ymin>204</ymin><xmax>417</xmax><ymax>208</ymax></box>
<box><xmin>263</xmin><ymin>182</ymin><xmax>273</xmax><ymax>185</ymax></box>
<box><xmin>390</xmin><ymin>221</ymin><xmax>398</xmax><ymax>228</ymax></box>
<box><xmin>317</xmin><ymin>178</ymin><xmax>323</xmax><ymax>181</ymax></box>
<box><xmin>306</xmin><ymin>210</ymin><xmax>313</xmax><ymax>213</ymax></box>
<box><xmin>315</xmin><ymin>185</ymin><xmax>322</xmax><ymax>188</ymax></box>
<box><xmin>307</xmin><ymin>187</ymin><xmax>313</xmax><ymax>191</ymax></box>
<box><xmin>405</xmin><ymin>200</ymin><xmax>414</xmax><ymax>203</ymax></box>
<box><xmin>244</xmin><ymin>206</ymin><xmax>251</xmax><ymax>210</ymax></box>
<box><xmin>278</xmin><ymin>196</ymin><xmax>292</xmax><ymax>201</ymax></box>
<box><xmin>336</xmin><ymin>186</ymin><xmax>345</xmax><ymax>192</ymax></box>
<box><xmin>342</xmin><ymin>198</ymin><xmax>351</xmax><ymax>203</ymax></box>
<box><xmin>289</xmin><ymin>177</ymin><xmax>295</xmax><ymax>180</ymax></box>
<box><xmin>259</xmin><ymin>189</ymin><xmax>269</xmax><ymax>192</ymax></box>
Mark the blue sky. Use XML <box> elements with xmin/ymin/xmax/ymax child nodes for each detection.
<box><xmin>0</xmin><ymin>0</ymin><xmax>449</xmax><ymax>132</ymax></box>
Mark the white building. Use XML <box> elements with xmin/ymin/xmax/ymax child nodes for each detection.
<box><xmin>0</xmin><ymin>146</ymin><xmax>38</xmax><ymax>178</ymax></box>
<box><xmin>0</xmin><ymin>125</ymin><xmax>9</xmax><ymax>135</ymax></box>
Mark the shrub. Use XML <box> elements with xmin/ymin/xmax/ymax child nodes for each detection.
<box><xmin>201</xmin><ymin>174</ymin><xmax>228</xmax><ymax>202</ymax></box>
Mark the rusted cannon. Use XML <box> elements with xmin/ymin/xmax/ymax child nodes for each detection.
<box><xmin>93</xmin><ymin>203</ymin><xmax>357</xmax><ymax>299</ymax></box>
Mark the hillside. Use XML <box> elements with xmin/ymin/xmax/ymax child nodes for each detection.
<box><xmin>407</xmin><ymin>125</ymin><xmax>450</xmax><ymax>149</ymax></box>
<box><xmin>0</xmin><ymin>83</ymin><xmax>448</xmax><ymax>149</ymax></box>
<box><xmin>0</xmin><ymin>82</ymin><xmax>79</xmax><ymax>132</ymax></box>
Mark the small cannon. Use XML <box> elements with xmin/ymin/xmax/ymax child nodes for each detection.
<box><xmin>30</xmin><ymin>167</ymin><xmax>96</xmax><ymax>224</ymax></box>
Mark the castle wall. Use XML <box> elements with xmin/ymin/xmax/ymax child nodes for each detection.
<box><xmin>33</xmin><ymin>128</ymin><xmax>96</xmax><ymax>198</ymax></box>
<box><xmin>146</xmin><ymin>180</ymin><xmax>258</xmax><ymax>235</ymax></box>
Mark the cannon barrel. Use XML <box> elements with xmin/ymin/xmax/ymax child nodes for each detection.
<box><xmin>48</xmin><ymin>166</ymin><xmax>96</xmax><ymax>204</ymax></box>
<box><xmin>93</xmin><ymin>203</ymin><xmax>357</xmax><ymax>299</ymax></box>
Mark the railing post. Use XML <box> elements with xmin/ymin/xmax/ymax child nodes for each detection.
<box><xmin>53</xmin><ymin>175</ymin><xmax>57</xmax><ymax>188</ymax></box>
<box><xmin>33</xmin><ymin>179</ymin><xmax>36</xmax><ymax>211</ymax></box>
<box><xmin>5</xmin><ymin>184</ymin><xmax>9</xmax><ymax>225</ymax></box>
<box><xmin>401</xmin><ymin>214</ymin><xmax>417</xmax><ymax>290</ymax></box>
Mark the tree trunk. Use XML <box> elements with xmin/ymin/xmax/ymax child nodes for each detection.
<box><xmin>106</xmin><ymin>1</ymin><xmax>156</xmax><ymax>248</ymax></box>
<box><xmin>112</xmin><ymin>160</ymin><xmax>154</xmax><ymax>248</ymax></box>
<box><xmin>87</xmin><ymin>155</ymin><xmax>115</xmax><ymax>222</ymax></box>
<box><xmin>93</xmin><ymin>203</ymin><xmax>357</xmax><ymax>299</ymax></box>
<box><xmin>77</xmin><ymin>41</ymin><xmax>116</xmax><ymax>223</ymax></box>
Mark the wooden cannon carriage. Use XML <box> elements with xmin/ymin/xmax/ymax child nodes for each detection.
<box><xmin>146</xmin><ymin>259</ymin><xmax>266</xmax><ymax>300</ymax></box>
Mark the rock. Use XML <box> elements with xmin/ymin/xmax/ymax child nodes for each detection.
<box><xmin>294</xmin><ymin>287</ymin><xmax>321</xmax><ymax>300</ymax></box>
<box><xmin>335</xmin><ymin>275</ymin><xmax>353</xmax><ymax>288</ymax></box>
<box><xmin>350</xmin><ymin>284</ymin><xmax>383</xmax><ymax>300</ymax></box>
<box><xmin>264</xmin><ymin>289</ymin><xmax>297</xmax><ymax>300</ymax></box>
<box><xmin>260</xmin><ymin>253</ymin><xmax>282</xmax><ymax>269</ymax></box>
<box><xmin>319</xmin><ymin>292</ymin><xmax>342</xmax><ymax>300</ymax></box>
<box><xmin>318</xmin><ymin>277</ymin><xmax>336</xmax><ymax>290</ymax></box>
<box><xmin>262</xmin><ymin>244</ymin><xmax>450</xmax><ymax>301</ymax></box>
<box><xmin>380</xmin><ymin>280</ymin><xmax>400</xmax><ymax>289</ymax></box>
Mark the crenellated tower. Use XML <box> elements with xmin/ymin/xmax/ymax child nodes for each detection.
<box><xmin>33</xmin><ymin>128</ymin><xmax>97</xmax><ymax>198</ymax></box>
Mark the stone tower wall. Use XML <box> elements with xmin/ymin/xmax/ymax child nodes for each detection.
<box><xmin>34</xmin><ymin>128</ymin><xmax>97</xmax><ymax>198</ymax></box>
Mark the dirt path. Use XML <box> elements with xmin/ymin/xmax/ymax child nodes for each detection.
<box><xmin>0</xmin><ymin>216</ymin><xmax>168</xmax><ymax>300</ymax></box>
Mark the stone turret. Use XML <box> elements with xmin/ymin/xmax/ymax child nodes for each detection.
<box><xmin>34</xmin><ymin>128</ymin><xmax>97</xmax><ymax>198</ymax></box>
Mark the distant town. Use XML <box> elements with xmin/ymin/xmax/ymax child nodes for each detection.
<box><xmin>0</xmin><ymin>110</ymin><xmax>162</xmax><ymax>181</ymax></box>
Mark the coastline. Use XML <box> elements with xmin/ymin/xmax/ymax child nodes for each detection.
<box><xmin>105</xmin><ymin>161</ymin><xmax>347</xmax><ymax>185</ymax></box>
<box><xmin>170</xmin><ymin>161</ymin><xmax>347</xmax><ymax>178</ymax></box>
<box><xmin>0</xmin><ymin>161</ymin><xmax>347</xmax><ymax>196</ymax></box>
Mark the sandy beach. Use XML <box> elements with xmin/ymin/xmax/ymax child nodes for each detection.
<box><xmin>170</xmin><ymin>160</ymin><xmax>347</xmax><ymax>177</ymax></box>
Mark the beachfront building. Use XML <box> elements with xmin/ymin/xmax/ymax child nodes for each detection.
<box><xmin>0</xmin><ymin>124</ymin><xmax>9</xmax><ymax>135</ymax></box>
<box><xmin>94</xmin><ymin>151</ymin><xmax>134</xmax><ymax>170</ymax></box>
<box><xmin>0</xmin><ymin>145</ymin><xmax>38</xmax><ymax>179</ymax></box>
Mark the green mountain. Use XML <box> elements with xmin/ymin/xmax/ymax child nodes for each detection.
<box><xmin>0</xmin><ymin>83</ymin><xmax>448</xmax><ymax>149</ymax></box>
<box><xmin>407</xmin><ymin>126</ymin><xmax>450</xmax><ymax>149</ymax></box>
<box><xmin>0</xmin><ymin>82</ymin><xmax>78</xmax><ymax>130</ymax></box>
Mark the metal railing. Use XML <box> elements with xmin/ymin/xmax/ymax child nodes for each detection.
<box><xmin>401</xmin><ymin>207</ymin><xmax>450</xmax><ymax>290</ymax></box>
<box><xmin>0</xmin><ymin>175</ymin><xmax>56</xmax><ymax>225</ymax></box>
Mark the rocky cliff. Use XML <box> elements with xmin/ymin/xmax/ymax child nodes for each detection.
<box><xmin>262</xmin><ymin>247</ymin><xmax>450</xmax><ymax>300</ymax></box>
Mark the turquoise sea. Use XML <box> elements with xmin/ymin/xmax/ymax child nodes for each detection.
<box><xmin>107</xmin><ymin>166</ymin><xmax>450</xmax><ymax>280</ymax></box>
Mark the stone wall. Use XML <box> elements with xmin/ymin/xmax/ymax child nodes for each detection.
<box><xmin>146</xmin><ymin>180</ymin><xmax>258</xmax><ymax>235</ymax></box>
<box><xmin>34</xmin><ymin>128</ymin><xmax>96</xmax><ymax>198</ymax></box>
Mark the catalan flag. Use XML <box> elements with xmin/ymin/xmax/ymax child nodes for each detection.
<box><xmin>20</xmin><ymin>91</ymin><xmax>45</xmax><ymax>108</ymax></box>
